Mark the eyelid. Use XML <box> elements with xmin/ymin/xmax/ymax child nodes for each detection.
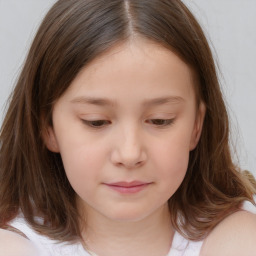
<box><xmin>82</xmin><ymin>119</ymin><xmax>111</xmax><ymax>128</ymax></box>
<box><xmin>146</xmin><ymin>118</ymin><xmax>175</xmax><ymax>127</ymax></box>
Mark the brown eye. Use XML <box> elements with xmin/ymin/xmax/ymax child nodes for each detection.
<box><xmin>82</xmin><ymin>120</ymin><xmax>111</xmax><ymax>128</ymax></box>
<box><xmin>147</xmin><ymin>119</ymin><xmax>174</xmax><ymax>126</ymax></box>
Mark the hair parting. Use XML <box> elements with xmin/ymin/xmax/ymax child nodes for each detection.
<box><xmin>0</xmin><ymin>0</ymin><xmax>255</xmax><ymax>243</ymax></box>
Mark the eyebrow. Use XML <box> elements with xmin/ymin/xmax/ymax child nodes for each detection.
<box><xmin>143</xmin><ymin>96</ymin><xmax>185</xmax><ymax>107</ymax></box>
<box><xmin>70</xmin><ymin>97</ymin><xmax>117</xmax><ymax>107</ymax></box>
<box><xmin>70</xmin><ymin>96</ymin><xmax>185</xmax><ymax>107</ymax></box>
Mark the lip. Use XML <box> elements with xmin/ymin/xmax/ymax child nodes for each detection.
<box><xmin>104</xmin><ymin>181</ymin><xmax>152</xmax><ymax>194</ymax></box>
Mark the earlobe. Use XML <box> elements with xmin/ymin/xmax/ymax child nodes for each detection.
<box><xmin>189</xmin><ymin>102</ymin><xmax>206</xmax><ymax>150</ymax></box>
<box><xmin>42</xmin><ymin>126</ymin><xmax>60</xmax><ymax>153</ymax></box>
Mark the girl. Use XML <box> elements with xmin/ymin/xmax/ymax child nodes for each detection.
<box><xmin>0</xmin><ymin>0</ymin><xmax>256</xmax><ymax>255</ymax></box>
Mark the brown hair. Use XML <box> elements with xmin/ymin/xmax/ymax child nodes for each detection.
<box><xmin>0</xmin><ymin>0</ymin><xmax>255</xmax><ymax>242</ymax></box>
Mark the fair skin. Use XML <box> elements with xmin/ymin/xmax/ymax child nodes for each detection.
<box><xmin>43</xmin><ymin>39</ymin><xmax>256</xmax><ymax>256</ymax></box>
<box><xmin>0</xmin><ymin>229</ymin><xmax>39</xmax><ymax>256</ymax></box>
<box><xmin>44</xmin><ymin>38</ymin><xmax>205</xmax><ymax>256</ymax></box>
<box><xmin>1</xmin><ymin>212</ymin><xmax>256</xmax><ymax>256</ymax></box>
<box><xmin>0</xmin><ymin>40</ymin><xmax>256</xmax><ymax>256</ymax></box>
<box><xmin>1</xmin><ymin>39</ymin><xmax>256</xmax><ymax>256</ymax></box>
<box><xmin>201</xmin><ymin>210</ymin><xmax>256</xmax><ymax>256</ymax></box>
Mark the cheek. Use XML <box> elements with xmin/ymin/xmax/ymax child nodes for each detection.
<box><xmin>157</xmin><ymin>142</ymin><xmax>189</xmax><ymax>178</ymax></box>
<box><xmin>151</xmin><ymin>130</ymin><xmax>191</xmax><ymax>187</ymax></box>
<box><xmin>59</xmin><ymin>142</ymin><xmax>107</xmax><ymax>192</ymax></box>
<box><xmin>160</xmin><ymin>150</ymin><xmax>189</xmax><ymax>203</ymax></box>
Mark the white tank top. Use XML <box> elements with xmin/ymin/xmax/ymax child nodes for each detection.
<box><xmin>7</xmin><ymin>200</ymin><xmax>256</xmax><ymax>256</ymax></box>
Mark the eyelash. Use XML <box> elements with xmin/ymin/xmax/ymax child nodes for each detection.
<box><xmin>82</xmin><ymin>119</ymin><xmax>175</xmax><ymax>128</ymax></box>
<box><xmin>82</xmin><ymin>120</ymin><xmax>111</xmax><ymax>128</ymax></box>
<box><xmin>146</xmin><ymin>119</ymin><xmax>175</xmax><ymax>126</ymax></box>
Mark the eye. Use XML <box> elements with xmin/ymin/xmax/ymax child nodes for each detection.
<box><xmin>147</xmin><ymin>119</ymin><xmax>174</xmax><ymax>126</ymax></box>
<box><xmin>82</xmin><ymin>120</ymin><xmax>111</xmax><ymax>128</ymax></box>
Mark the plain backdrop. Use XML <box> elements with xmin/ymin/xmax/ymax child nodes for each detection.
<box><xmin>0</xmin><ymin>0</ymin><xmax>255</xmax><ymax>176</ymax></box>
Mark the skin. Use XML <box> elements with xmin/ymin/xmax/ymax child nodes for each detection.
<box><xmin>44</xmin><ymin>38</ymin><xmax>206</xmax><ymax>256</ymax></box>
<box><xmin>0</xmin><ymin>229</ymin><xmax>39</xmax><ymax>256</ymax></box>
<box><xmin>200</xmin><ymin>210</ymin><xmax>256</xmax><ymax>256</ymax></box>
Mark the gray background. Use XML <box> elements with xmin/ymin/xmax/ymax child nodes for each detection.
<box><xmin>0</xmin><ymin>0</ymin><xmax>255</xmax><ymax>176</ymax></box>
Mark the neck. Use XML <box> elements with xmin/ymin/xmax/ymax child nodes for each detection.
<box><xmin>80</xmin><ymin>203</ymin><xmax>174</xmax><ymax>256</ymax></box>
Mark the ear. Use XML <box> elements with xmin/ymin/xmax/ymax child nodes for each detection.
<box><xmin>189</xmin><ymin>102</ymin><xmax>206</xmax><ymax>150</ymax></box>
<box><xmin>42</xmin><ymin>126</ymin><xmax>60</xmax><ymax>153</ymax></box>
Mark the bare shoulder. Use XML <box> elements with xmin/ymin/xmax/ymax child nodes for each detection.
<box><xmin>200</xmin><ymin>210</ymin><xmax>256</xmax><ymax>256</ymax></box>
<box><xmin>0</xmin><ymin>228</ymin><xmax>39</xmax><ymax>256</ymax></box>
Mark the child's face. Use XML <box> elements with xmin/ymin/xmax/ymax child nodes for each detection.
<box><xmin>45</xmin><ymin>39</ymin><xmax>205</xmax><ymax>222</ymax></box>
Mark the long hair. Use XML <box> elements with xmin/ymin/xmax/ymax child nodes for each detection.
<box><xmin>0</xmin><ymin>0</ymin><xmax>255</xmax><ymax>242</ymax></box>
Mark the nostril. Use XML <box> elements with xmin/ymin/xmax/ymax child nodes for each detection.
<box><xmin>113</xmin><ymin>159</ymin><xmax>145</xmax><ymax>169</ymax></box>
<box><xmin>110</xmin><ymin>141</ymin><xmax>147</xmax><ymax>168</ymax></box>
<box><xmin>135</xmin><ymin>160</ymin><xmax>143</xmax><ymax>167</ymax></box>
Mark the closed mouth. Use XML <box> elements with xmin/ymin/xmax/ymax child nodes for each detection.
<box><xmin>106</xmin><ymin>181</ymin><xmax>150</xmax><ymax>187</ymax></box>
<box><xmin>103</xmin><ymin>181</ymin><xmax>152</xmax><ymax>194</ymax></box>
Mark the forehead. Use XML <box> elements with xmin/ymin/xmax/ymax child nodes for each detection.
<box><xmin>61</xmin><ymin>38</ymin><xmax>197</xmax><ymax>104</ymax></box>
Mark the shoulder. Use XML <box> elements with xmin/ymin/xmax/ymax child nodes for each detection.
<box><xmin>200</xmin><ymin>210</ymin><xmax>256</xmax><ymax>256</ymax></box>
<box><xmin>0</xmin><ymin>228</ymin><xmax>39</xmax><ymax>256</ymax></box>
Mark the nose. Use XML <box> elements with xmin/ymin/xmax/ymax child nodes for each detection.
<box><xmin>110</xmin><ymin>126</ymin><xmax>147</xmax><ymax>169</ymax></box>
